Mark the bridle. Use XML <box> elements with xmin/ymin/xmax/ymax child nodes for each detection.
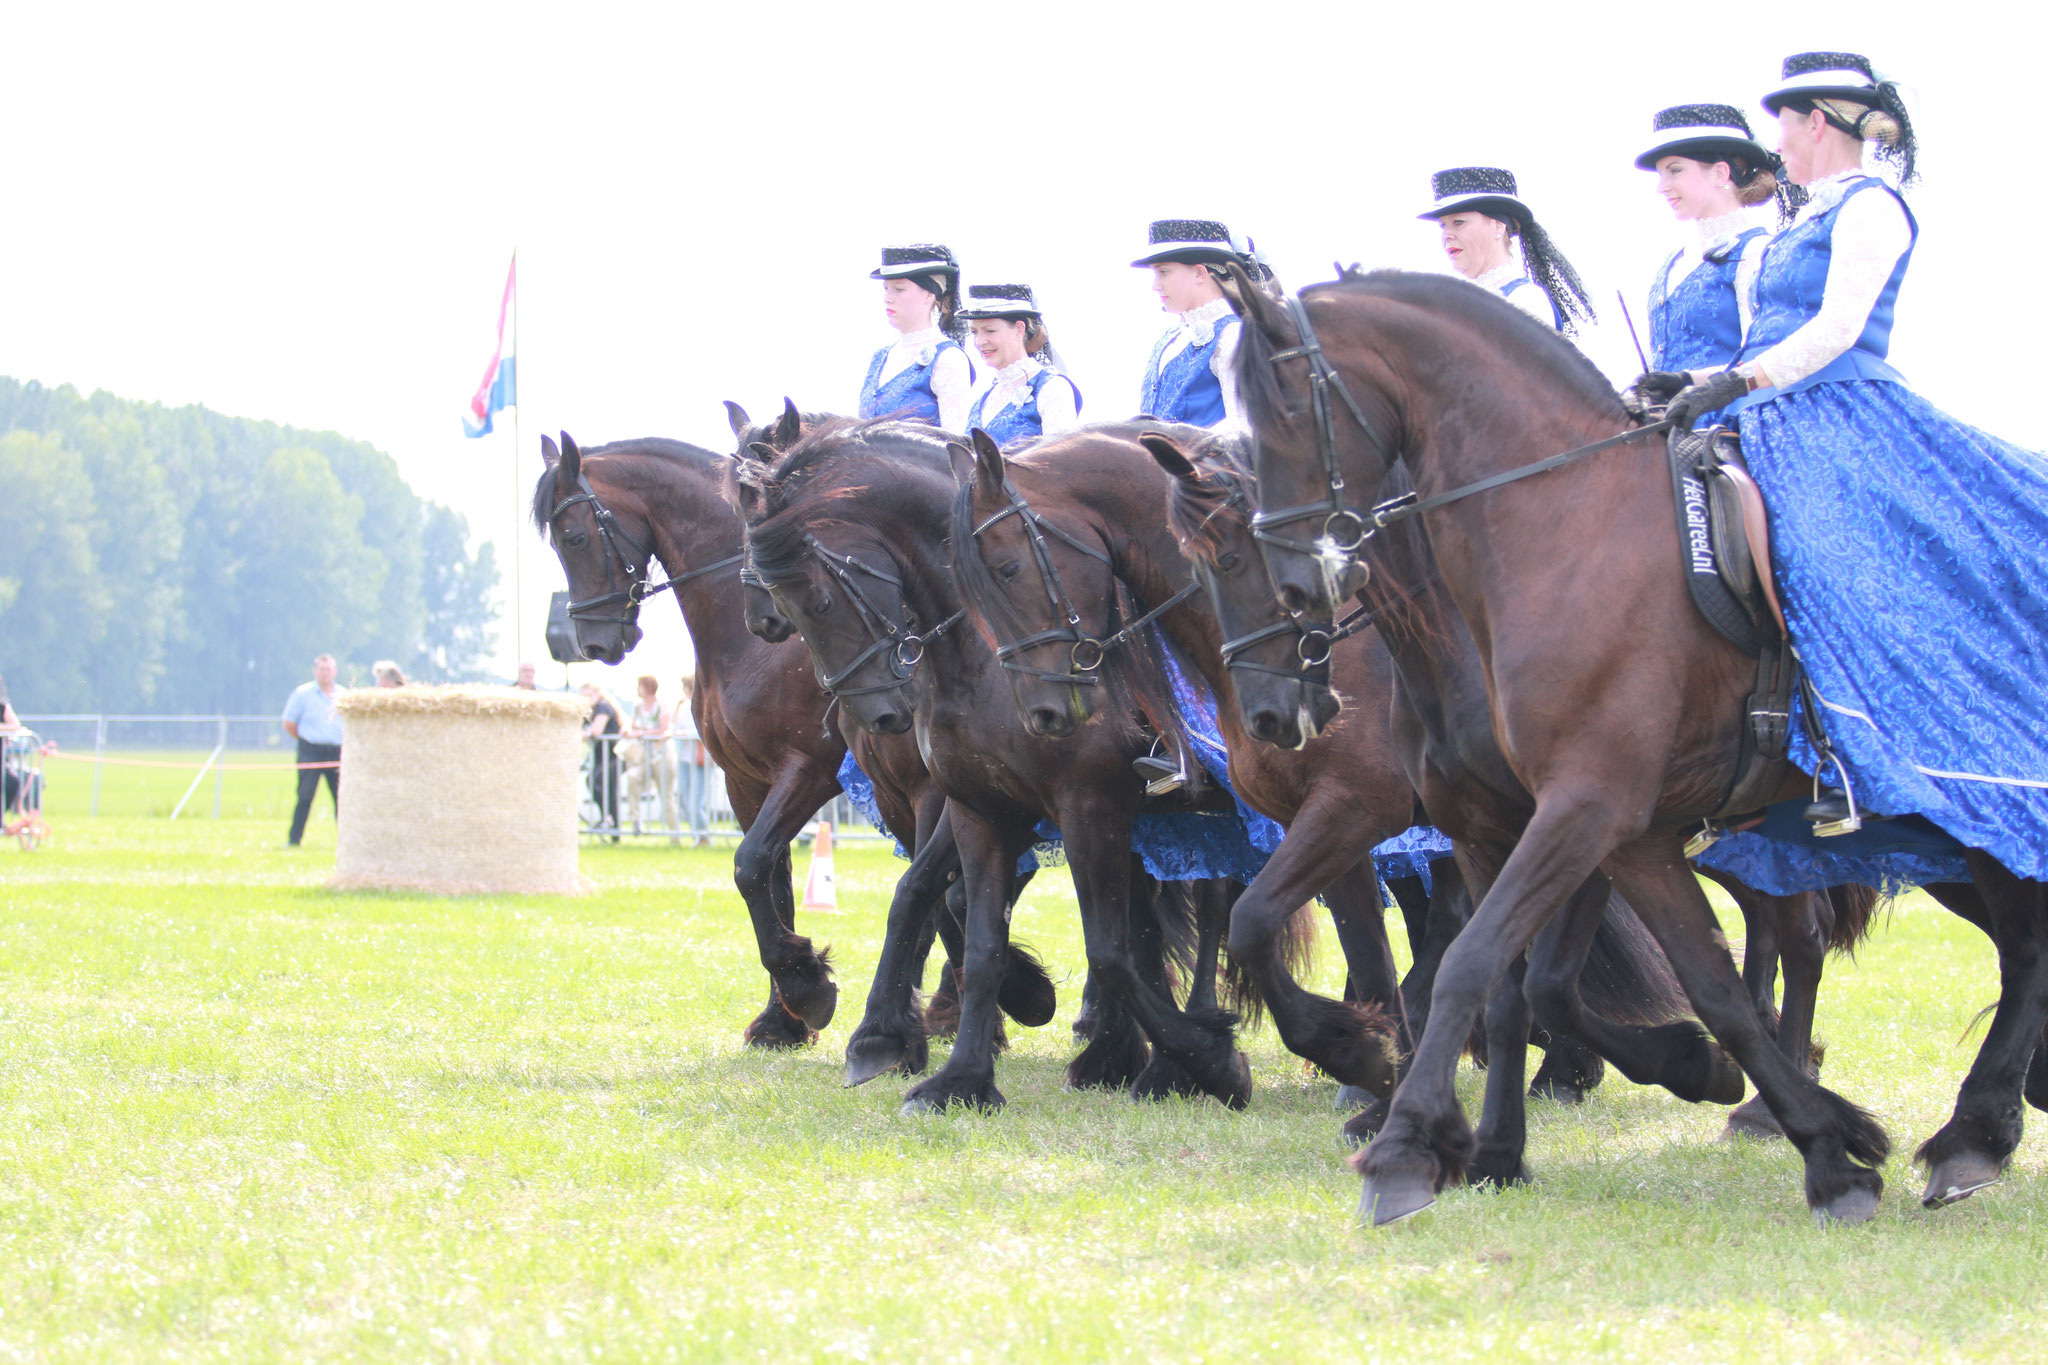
<box><xmin>1185</xmin><ymin>483</ymin><xmax>1376</xmax><ymax>683</ymax></box>
<box><xmin>549</xmin><ymin>471</ymin><xmax>742</xmax><ymax>625</ymax></box>
<box><xmin>777</xmin><ymin>533</ymin><xmax>964</xmax><ymax>698</ymax></box>
<box><xmin>968</xmin><ymin>478</ymin><xmax>1199</xmax><ymax>688</ymax></box>
<box><xmin>1248</xmin><ymin>287</ymin><xmax>1671</xmax><ymax>569</ymax></box>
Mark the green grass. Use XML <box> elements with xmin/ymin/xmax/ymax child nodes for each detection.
<box><xmin>0</xmin><ymin>819</ymin><xmax>2042</xmax><ymax>1362</ymax></box>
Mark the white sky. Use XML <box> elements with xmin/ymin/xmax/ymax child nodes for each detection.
<box><xmin>5</xmin><ymin>2</ymin><xmax>2040</xmax><ymax>699</ymax></box>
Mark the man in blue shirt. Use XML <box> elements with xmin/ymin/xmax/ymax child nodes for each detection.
<box><xmin>281</xmin><ymin>653</ymin><xmax>343</xmax><ymax>846</ymax></box>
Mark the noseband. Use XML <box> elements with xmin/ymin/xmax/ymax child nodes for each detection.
<box><xmin>782</xmin><ymin>534</ymin><xmax>963</xmax><ymax>698</ymax></box>
<box><xmin>1187</xmin><ymin>485</ymin><xmax>1376</xmax><ymax>684</ymax></box>
<box><xmin>549</xmin><ymin>471</ymin><xmax>742</xmax><ymax>625</ymax></box>
<box><xmin>969</xmin><ymin>479</ymin><xmax>1199</xmax><ymax>688</ymax></box>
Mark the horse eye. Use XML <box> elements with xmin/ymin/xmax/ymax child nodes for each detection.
<box><xmin>565</xmin><ymin>532</ymin><xmax>589</xmax><ymax>550</ymax></box>
<box><xmin>998</xmin><ymin>560</ymin><xmax>1022</xmax><ymax>582</ymax></box>
<box><xmin>1218</xmin><ymin>551</ymin><xmax>1242</xmax><ymax>572</ymax></box>
<box><xmin>811</xmin><ymin>592</ymin><xmax>834</xmax><ymax>616</ymax></box>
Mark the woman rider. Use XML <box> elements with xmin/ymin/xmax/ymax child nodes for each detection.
<box><xmin>1418</xmin><ymin>166</ymin><xmax>1594</xmax><ymax>335</ymax></box>
<box><xmin>959</xmin><ymin>283</ymin><xmax>1082</xmax><ymax>448</ymax></box>
<box><xmin>1628</xmin><ymin>106</ymin><xmax>1779</xmax><ymax>385</ymax></box>
<box><xmin>1131</xmin><ymin>218</ymin><xmax>1248</xmax><ymax>429</ymax></box>
<box><xmin>860</xmin><ymin>244</ymin><xmax>974</xmax><ymax>431</ymax></box>
<box><xmin>1656</xmin><ymin>52</ymin><xmax>2048</xmax><ymax>875</ymax></box>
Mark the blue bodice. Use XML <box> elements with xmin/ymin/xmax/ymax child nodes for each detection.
<box><xmin>968</xmin><ymin>367</ymin><xmax>1083</xmax><ymax>448</ymax></box>
<box><xmin>859</xmin><ymin>338</ymin><xmax>968</xmax><ymax>424</ymax></box>
<box><xmin>1500</xmin><ymin>276</ymin><xmax>1562</xmax><ymax>331</ymax></box>
<box><xmin>1732</xmin><ymin>176</ymin><xmax>1918</xmax><ymax>400</ymax></box>
<box><xmin>1140</xmin><ymin>315</ymin><xmax>1237</xmax><ymax>427</ymax></box>
<box><xmin>1648</xmin><ymin>227</ymin><xmax>1768</xmax><ymax>373</ymax></box>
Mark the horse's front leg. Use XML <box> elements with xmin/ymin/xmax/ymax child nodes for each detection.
<box><xmin>724</xmin><ymin>763</ymin><xmax>841</xmax><ymax>1045</ymax></box>
<box><xmin>1065</xmin><ymin>810</ymin><xmax>1252</xmax><ymax>1109</ymax></box>
<box><xmin>844</xmin><ymin>798</ymin><xmax>956</xmax><ymax>1085</ymax></box>
<box><xmin>898</xmin><ymin>806</ymin><xmax>1032</xmax><ymax>1114</ymax></box>
<box><xmin>1353</xmin><ymin>799</ymin><xmax>1625</xmax><ymax>1226</ymax></box>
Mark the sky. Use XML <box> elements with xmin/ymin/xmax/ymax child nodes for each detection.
<box><xmin>4</xmin><ymin>2</ymin><xmax>2040</xmax><ymax>699</ymax></box>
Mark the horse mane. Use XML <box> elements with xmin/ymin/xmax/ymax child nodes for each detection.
<box><xmin>744</xmin><ymin>418</ymin><xmax>955</xmax><ymax>588</ymax></box>
<box><xmin>529</xmin><ymin>436</ymin><xmax>727</xmax><ymax>534</ymax></box>
<box><xmin>1232</xmin><ymin>268</ymin><xmax>1626</xmax><ymax>444</ymax></box>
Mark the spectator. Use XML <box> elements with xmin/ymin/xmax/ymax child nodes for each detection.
<box><xmin>624</xmin><ymin>674</ymin><xmax>680</xmax><ymax>845</ymax></box>
<box><xmin>580</xmin><ymin>682</ymin><xmax>622</xmax><ymax>842</ymax></box>
<box><xmin>372</xmin><ymin>660</ymin><xmax>407</xmax><ymax>688</ymax></box>
<box><xmin>0</xmin><ymin>673</ymin><xmax>36</xmax><ymax>815</ymax></box>
<box><xmin>0</xmin><ymin>672</ymin><xmax>18</xmax><ymax>733</ymax></box>
<box><xmin>675</xmin><ymin>675</ymin><xmax>714</xmax><ymax>847</ymax></box>
<box><xmin>282</xmin><ymin>653</ymin><xmax>344</xmax><ymax>847</ymax></box>
<box><xmin>513</xmin><ymin>661</ymin><xmax>537</xmax><ymax>690</ymax></box>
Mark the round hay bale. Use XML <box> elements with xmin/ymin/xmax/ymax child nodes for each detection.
<box><xmin>330</xmin><ymin>685</ymin><xmax>589</xmax><ymax>895</ymax></box>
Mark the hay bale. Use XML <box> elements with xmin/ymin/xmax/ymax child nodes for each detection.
<box><xmin>330</xmin><ymin>685</ymin><xmax>589</xmax><ymax>895</ymax></box>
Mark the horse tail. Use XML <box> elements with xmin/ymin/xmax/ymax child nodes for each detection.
<box><xmin>1219</xmin><ymin>896</ymin><xmax>1317</xmax><ymax>1030</ymax></box>
<box><xmin>1823</xmin><ymin>881</ymin><xmax>1881</xmax><ymax>958</ymax></box>
<box><xmin>1135</xmin><ymin>865</ymin><xmax>1201</xmax><ymax>1002</ymax></box>
<box><xmin>1578</xmin><ymin>890</ymin><xmax>1690</xmax><ymax>1027</ymax></box>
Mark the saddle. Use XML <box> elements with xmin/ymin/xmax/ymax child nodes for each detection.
<box><xmin>1666</xmin><ymin>426</ymin><xmax>1800</xmax><ymax>824</ymax></box>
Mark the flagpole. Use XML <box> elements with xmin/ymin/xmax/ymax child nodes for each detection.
<box><xmin>510</xmin><ymin>248</ymin><xmax>524</xmax><ymax>669</ymax></box>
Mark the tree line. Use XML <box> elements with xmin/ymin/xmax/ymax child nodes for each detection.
<box><xmin>0</xmin><ymin>377</ymin><xmax>499</xmax><ymax>715</ymax></box>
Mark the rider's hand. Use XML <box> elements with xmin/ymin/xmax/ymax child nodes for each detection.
<box><xmin>1665</xmin><ymin>369</ymin><xmax>1754</xmax><ymax>431</ymax></box>
<box><xmin>1621</xmin><ymin>371</ymin><xmax>1693</xmax><ymax>422</ymax></box>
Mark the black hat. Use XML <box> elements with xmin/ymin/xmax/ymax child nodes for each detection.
<box><xmin>870</xmin><ymin>244</ymin><xmax>959</xmax><ymax>281</ymax></box>
<box><xmin>956</xmin><ymin>283</ymin><xmax>1042</xmax><ymax>321</ymax></box>
<box><xmin>1761</xmin><ymin>52</ymin><xmax>1882</xmax><ymax>113</ymax></box>
<box><xmin>1130</xmin><ymin>219</ymin><xmax>1243</xmax><ymax>268</ymax></box>
<box><xmin>1417</xmin><ymin>167</ymin><xmax>1530</xmax><ymax>225</ymax></box>
<box><xmin>1636</xmin><ymin>104</ymin><xmax>1771</xmax><ymax>171</ymax></box>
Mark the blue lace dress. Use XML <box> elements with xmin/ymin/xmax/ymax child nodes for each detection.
<box><xmin>967</xmin><ymin>362</ymin><xmax>1082</xmax><ymax>449</ymax></box>
<box><xmin>1139</xmin><ymin>300</ymin><xmax>1238</xmax><ymax>427</ymax></box>
<box><xmin>859</xmin><ymin>333</ymin><xmax>971</xmax><ymax>425</ymax></box>
<box><xmin>1710</xmin><ymin>174</ymin><xmax>2048</xmax><ymax>883</ymax></box>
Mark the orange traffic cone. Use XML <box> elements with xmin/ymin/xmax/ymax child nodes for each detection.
<box><xmin>801</xmin><ymin>819</ymin><xmax>839</xmax><ymax>913</ymax></box>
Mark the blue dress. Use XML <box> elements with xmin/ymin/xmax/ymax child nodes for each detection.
<box><xmin>967</xmin><ymin>366</ymin><xmax>1083</xmax><ymax>448</ymax></box>
<box><xmin>1647</xmin><ymin>228</ymin><xmax>1766</xmax><ymax>372</ymax></box>
<box><xmin>1140</xmin><ymin>314</ymin><xmax>1237</xmax><ymax>426</ymax></box>
<box><xmin>1714</xmin><ymin>175</ymin><xmax>2048</xmax><ymax>883</ymax></box>
<box><xmin>859</xmin><ymin>337</ymin><xmax>970</xmax><ymax>424</ymax></box>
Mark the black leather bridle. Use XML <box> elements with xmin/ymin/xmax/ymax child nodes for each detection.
<box><xmin>967</xmin><ymin>479</ymin><xmax>1200</xmax><ymax>689</ymax></box>
<box><xmin>777</xmin><ymin>533</ymin><xmax>963</xmax><ymax>698</ymax></box>
<box><xmin>1185</xmin><ymin>485</ymin><xmax>1376</xmax><ymax>684</ymax></box>
<box><xmin>548</xmin><ymin>472</ymin><xmax>742</xmax><ymax>625</ymax></box>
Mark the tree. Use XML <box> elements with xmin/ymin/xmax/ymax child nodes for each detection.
<box><xmin>0</xmin><ymin>431</ymin><xmax>111</xmax><ymax>705</ymax></box>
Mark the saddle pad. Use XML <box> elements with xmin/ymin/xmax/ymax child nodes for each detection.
<box><xmin>1668</xmin><ymin>428</ymin><xmax>1768</xmax><ymax>656</ymax></box>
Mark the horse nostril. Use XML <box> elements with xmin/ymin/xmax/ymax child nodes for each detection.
<box><xmin>1030</xmin><ymin>707</ymin><xmax>1064</xmax><ymax>736</ymax></box>
<box><xmin>1247</xmin><ymin>711</ymin><xmax>1282</xmax><ymax>742</ymax></box>
<box><xmin>1277</xmin><ymin>583</ymin><xmax>1310</xmax><ymax>615</ymax></box>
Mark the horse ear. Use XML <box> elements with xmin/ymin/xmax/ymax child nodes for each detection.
<box><xmin>1139</xmin><ymin>433</ymin><xmax>1200</xmax><ymax>483</ymax></box>
<box><xmin>540</xmin><ymin>434</ymin><xmax>560</xmax><ymax>468</ymax></box>
<box><xmin>969</xmin><ymin>428</ymin><xmax>1005</xmax><ymax>499</ymax></box>
<box><xmin>723</xmin><ymin>401</ymin><xmax>751</xmax><ymax>441</ymax></box>
<box><xmin>774</xmin><ymin>397</ymin><xmax>801</xmax><ymax>447</ymax></box>
<box><xmin>1224</xmin><ymin>261</ymin><xmax>1293</xmax><ymax>344</ymax></box>
<box><xmin>558</xmin><ymin>432</ymin><xmax>582</xmax><ymax>482</ymax></box>
<box><xmin>745</xmin><ymin>441</ymin><xmax>778</xmax><ymax>463</ymax></box>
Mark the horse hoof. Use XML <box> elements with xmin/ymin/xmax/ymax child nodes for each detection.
<box><xmin>1528</xmin><ymin>1078</ymin><xmax>1586</xmax><ymax>1106</ymax></box>
<box><xmin>1335</xmin><ymin>1084</ymin><xmax>1376</xmax><ymax>1113</ymax></box>
<box><xmin>1720</xmin><ymin>1095</ymin><xmax>1785</xmax><ymax>1142</ymax></box>
<box><xmin>1812</xmin><ymin>1185</ymin><xmax>1881</xmax><ymax>1226</ymax></box>
<box><xmin>1921</xmin><ymin>1152</ymin><xmax>2004</xmax><ymax>1208</ymax></box>
<box><xmin>900</xmin><ymin>1077</ymin><xmax>1005</xmax><ymax>1116</ymax></box>
<box><xmin>1358</xmin><ymin>1172</ymin><xmax>1436</xmax><ymax>1227</ymax></box>
<box><xmin>844</xmin><ymin>1039</ymin><xmax>920</xmax><ymax>1088</ymax></box>
<box><xmin>1343</xmin><ymin>1097</ymin><xmax>1392</xmax><ymax>1148</ymax></box>
<box><xmin>1701</xmin><ymin>1046</ymin><xmax>1747</xmax><ymax>1107</ymax></box>
<box><xmin>742</xmin><ymin>1008</ymin><xmax>816</xmax><ymax>1050</ymax></box>
<box><xmin>780</xmin><ymin>977</ymin><xmax>838</xmax><ymax>1033</ymax></box>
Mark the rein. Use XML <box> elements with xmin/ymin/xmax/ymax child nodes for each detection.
<box><xmin>549</xmin><ymin>472</ymin><xmax>743</xmax><ymax>624</ymax></box>
<box><xmin>1185</xmin><ymin>483</ymin><xmax>1376</xmax><ymax>682</ymax></box>
<box><xmin>969</xmin><ymin>479</ymin><xmax>1199</xmax><ymax>688</ymax></box>
<box><xmin>788</xmin><ymin>533</ymin><xmax>964</xmax><ymax>698</ymax></box>
<box><xmin>1253</xmin><ymin>287</ymin><xmax>1672</xmax><ymax>554</ymax></box>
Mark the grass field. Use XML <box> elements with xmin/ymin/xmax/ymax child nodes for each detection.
<box><xmin>0</xmin><ymin>814</ymin><xmax>2043</xmax><ymax>1362</ymax></box>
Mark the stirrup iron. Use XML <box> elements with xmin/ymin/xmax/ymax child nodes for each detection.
<box><xmin>1808</xmin><ymin>755</ymin><xmax>1863</xmax><ymax>838</ymax></box>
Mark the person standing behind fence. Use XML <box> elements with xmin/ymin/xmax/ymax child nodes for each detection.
<box><xmin>674</xmin><ymin>676</ymin><xmax>714</xmax><ymax>847</ymax></box>
<box><xmin>281</xmin><ymin>653</ymin><xmax>344</xmax><ymax>847</ymax></box>
<box><xmin>624</xmin><ymin>675</ymin><xmax>681</xmax><ymax>845</ymax></box>
<box><xmin>580</xmin><ymin>682</ymin><xmax>622</xmax><ymax>843</ymax></box>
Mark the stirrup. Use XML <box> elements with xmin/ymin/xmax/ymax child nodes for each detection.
<box><xmin>1682</xmin><ymin>820</ymin><xmax>1721</xmax><ymax>859</ymax></box>
<box><xmin>1806</xmin><ymin>756</ymin><xmax>1863</xmax><ymax>838</ymax></box>
<box><xmin>1133</xmin><ymin>738</ymin><xmax>1189</xmax><ymax>796</ymax></box>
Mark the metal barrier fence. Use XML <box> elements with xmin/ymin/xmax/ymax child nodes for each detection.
<box><xmin>19</xmin><ymin>714</ymin><xmax>883</xmax><ymax>840</ymax></box>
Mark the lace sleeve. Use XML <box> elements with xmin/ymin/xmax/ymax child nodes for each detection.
<box><xmin>1037</xmin><ymin>376</ymin><xmax>1080</xmax><ymax>434</ymax></box>
<box><xmin>931</xmin><ymin>345</ymin><xmax>974</xmax><ymax>432</ymax></box>
<box><xmin>1752</xmin><ymin>190</ymin><xmax>1911</xmax><ymax>388</ymax></box>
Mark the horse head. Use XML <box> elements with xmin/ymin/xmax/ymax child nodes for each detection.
<box><xmin>726</xmin><ymin>398</ymin><xmax>819</xmax><ymax>643</ymax></box>
<box><xmin>535</xmin><ymin>431</ymin><xmax>649</xmax><ymax>664</ymax></box>
<box><xmin>1145</xmin><ymin>432</ymin><xmax>1342</xmax><ymax>749</ymax></box>
<box><xmin>949</xmin><ymin>429</ymin><xmax>1126</xmax><ymax>740</ymax></box>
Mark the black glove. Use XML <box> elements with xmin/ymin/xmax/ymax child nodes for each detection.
<box><xmin>1665</xmin><ymin>369</ymin><xmax>1753</xmax><ymax>431</ymax></box>
<box><xmin>1621</xmin><ymin>371</ymin><xmax>1691</xmax><ymax>421</ymax></box>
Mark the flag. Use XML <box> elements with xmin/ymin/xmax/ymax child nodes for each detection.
<box><xmin>463</xmin><ymin>256</ymin><xmax>517</xmax><ymax>438</ymax></box>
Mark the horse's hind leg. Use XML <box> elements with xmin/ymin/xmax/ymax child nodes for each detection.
<box><xmin>1399</xmin><ymin>857</ymin><xmax>1470</xmax><ymax>1045</ymax></box>
<box><xmin>1918</xmin><ymin>859</ymin><xmax>2048</xmax><ymax>1207</ymax></box>
<box><xmin>1606</xmin><ymin>844</ymin><xmax>1887</xmax><ymax>1224</ymax></box>
<box><xmin>1724</xmin><ymin>888</ymin><xmax>1832</xmax><ymax>1140</ymax></box>
<box><xmin>1469</xmin><ymin>956</ymin><xmax>1535</xmax><ymax>1187</ymax></box>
